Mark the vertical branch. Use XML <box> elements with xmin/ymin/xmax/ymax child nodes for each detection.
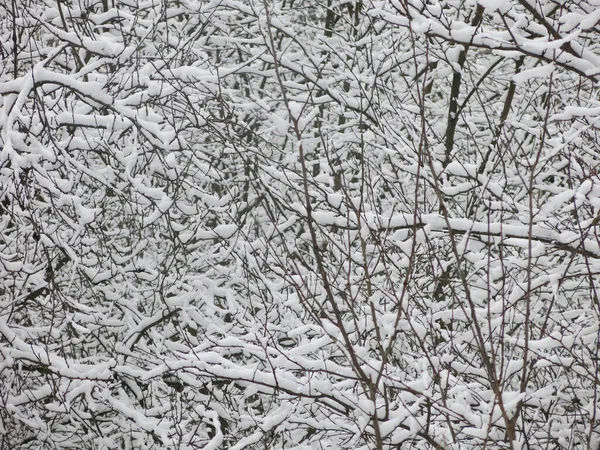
<box><xmin>10</xmin><ymin>0</ymin><xmax>19</xmax><ymax>79</ymax></box>
<box><xmin>443</xmin><ymin>5</ymin><xmax>484</xmax><ymax>167</ymax></box>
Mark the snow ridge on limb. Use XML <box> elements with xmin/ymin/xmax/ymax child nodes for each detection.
<box><xmin>371</xmin><ymin>0</ymin><xmax>600</xmax><ymax>81</ymax></box>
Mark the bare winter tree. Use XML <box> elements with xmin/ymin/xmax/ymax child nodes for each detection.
<box><xmin>1</xmin><ymin>0</ymin><xmax>600</xmax><ymax>449</ymax></box>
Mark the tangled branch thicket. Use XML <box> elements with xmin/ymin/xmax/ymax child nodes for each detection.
<box><xmin>1</xmin><ymin>0</ymin><xmax>600</xmax><ymax>448</ymax></box>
